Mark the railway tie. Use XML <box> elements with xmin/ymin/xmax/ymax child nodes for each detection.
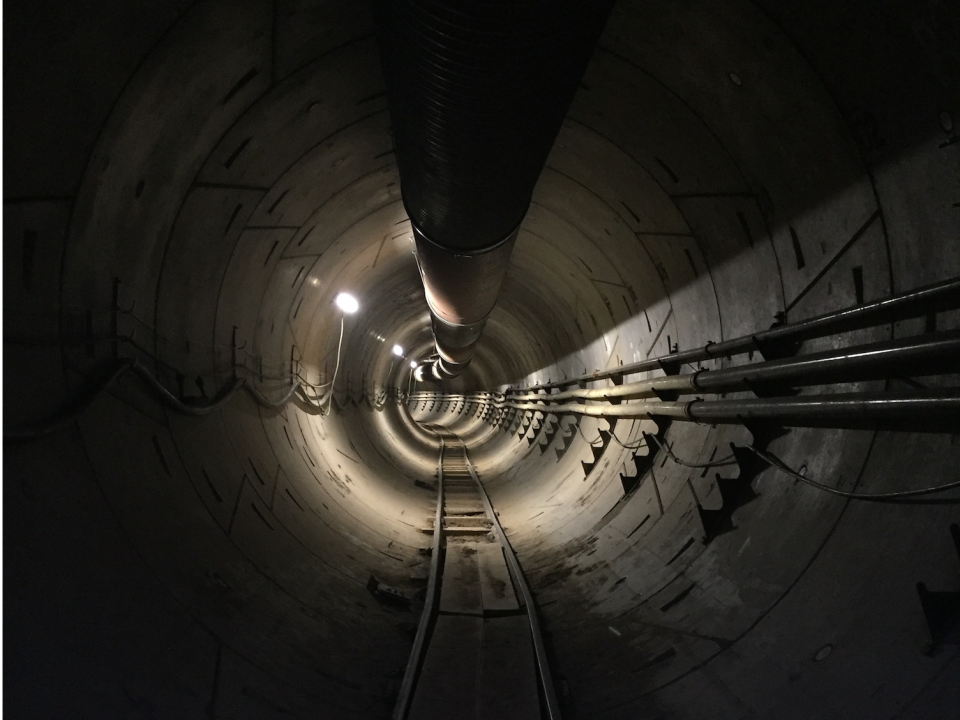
<box><xmin>394</xmin><ymin>426</ymin><xmax>560</xmax><ymax>720</ymax></box>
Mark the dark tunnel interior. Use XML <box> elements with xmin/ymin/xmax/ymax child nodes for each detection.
<box><xmin>4</xmin><ymin>0</ymin><xmax>960</xmax><ymax>718</ymax></box>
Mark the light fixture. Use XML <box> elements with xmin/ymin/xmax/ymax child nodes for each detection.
<box><xmin>410</xmin><ymin>360</ymin><xmax>418</xmax><ymax>369</ymax></box>
<box><xmin>335</xmin><ymin>292</ymin><xmax>359</xmax><ymax>314</ymax></box>
<box><xmin>392</xmin><ymin>344</ymin><xmax>404</xmax><ymax>357</ymax></box>
<box><xmin>322</xmin><ymin>292</ymin><xmax>360</xmax><ymax>414</ymax></box>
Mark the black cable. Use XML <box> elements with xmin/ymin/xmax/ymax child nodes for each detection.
<box><xmin>609</xmin><ymin>428</ymin><xmax>648</xmax><ymax>450</ymax></box>
<box><xmin>244</xmin><ymin>378</ymin><xmax>300</xmax><ymax>409</ymax></box>
<box><xmin>129</xmin><ymin>362</ymin><xmax>244</xmax><ymax>416</ymax></box>
<box><xmin>748</xmin><ymin>445</ymin><xmax>960</xmax><ymax>501</ymax></box>
<box><xmin>577</xmin><ymin>423</ymin><xmax>603</xmax><ymax>446</ymax></box>
<box><xmin>647</xmin><ymin>434</ymin><xmax>737</xmax><ymax>468</ymax></box>
<box><xmin>5</xmin><ymin>359</ymin><xmax>305</xmax><ymax>442</ymax></box>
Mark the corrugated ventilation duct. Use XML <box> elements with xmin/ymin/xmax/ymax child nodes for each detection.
<box><xmin>373</xmin><ymin>0</ymin><xmax>615</xmax><ymax>379</ymax></box>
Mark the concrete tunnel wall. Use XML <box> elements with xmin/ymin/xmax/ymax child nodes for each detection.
<box><xmin>4</xmin><ymin>0</ymin><xmax>959</xmax><ymax>718</ymax></box>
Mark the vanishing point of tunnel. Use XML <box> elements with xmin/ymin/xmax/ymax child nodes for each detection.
<box><xmin>4</xmin><ymin>1</ymin><xmax>960</xmax><ymax>718</ymax></box>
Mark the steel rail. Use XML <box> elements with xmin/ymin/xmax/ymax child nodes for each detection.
<box><xmin>392</xmin><ymin>435</ymin><xmax>446</xmax><ymax>720</ymax></box>
<box><xmin>510</xmin><ymin>276</ymin><xmax>960</xmax><ymax>391</ymax></box>
<box><xmin>505</xmin><ymin>331</ymin><xmax>960</xmax><ymax>403</ymax></box>
<box><xmin>460</xmin><ymin>438</ymin><xmax>563</xmax><ymax>720</ymax></box>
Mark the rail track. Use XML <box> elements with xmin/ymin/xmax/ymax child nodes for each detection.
<box><xmin>393</xmin><ymin>426</ymin><xmax>560</xmax><ymax>720</ymax></box>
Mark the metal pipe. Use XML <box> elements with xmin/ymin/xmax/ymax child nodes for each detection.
<box><xmin>511</xmin><ymin>374</ymin><xmax>695</xmax><ymax>403</ymax></box>
<box><xmin>486</xmin><ymin>390</ymin><xmax>960</xmax><ymax>432</ymax></box>
<box><xmin>508</xmin><ymin>330</ymin><xmax>960</xmax><ymax>402</ymax></box>
<box><xmin>687</xmin><ymin>391</ymin><xmax>960</xmax><ymax>430</ymax></box>
<box><xmin>517</xmin><ymin>276</ymin><xmax>960</xmax><ymax>390</ymax></box>
<box><xmin>694</xmin><ymin>330</ymin><xmax>960</xmax><ymax>392</ymax></box>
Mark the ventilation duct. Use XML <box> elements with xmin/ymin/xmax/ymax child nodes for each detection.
<box><xmin>373</xmin><ymin>0</ymin><xmax>615</xmax><ymax>378</ymax></box>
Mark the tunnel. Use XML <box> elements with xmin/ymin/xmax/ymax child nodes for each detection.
<box><xmin>4</xmin><ymin>0</ymin><xmax>960</xmax><ymax>718</ymax></box>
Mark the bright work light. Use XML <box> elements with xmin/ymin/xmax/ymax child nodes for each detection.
<box><xmin>335</xmin><ymin>292</ymin><xmax>359</xmax><ymax>314</ymax></box>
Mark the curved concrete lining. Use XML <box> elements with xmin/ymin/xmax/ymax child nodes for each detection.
<box><xmin>5</xmin><ymin>1</ymin><xmax>959</xmax><ymax>717</ymax></box>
